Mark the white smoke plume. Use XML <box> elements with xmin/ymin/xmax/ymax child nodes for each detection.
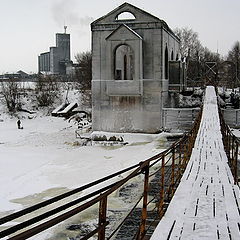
<box><xmin>51</xmin><ymin>0</ymin><xmax>93</xmax><ymax>27</ymax></box>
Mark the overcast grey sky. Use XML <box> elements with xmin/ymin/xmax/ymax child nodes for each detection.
<box><xmin>0</xmin><ymin>0</ymin><xmax>239</xmax><ymax>73</ymax></box>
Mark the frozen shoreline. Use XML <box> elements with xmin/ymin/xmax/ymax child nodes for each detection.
<box><xmin>0</xmin><ymin>115</ymin><xmax>178</xmax><ymax>216</ymax></box>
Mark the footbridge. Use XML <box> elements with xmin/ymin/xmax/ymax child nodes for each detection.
<box><xmin>150</xmin><ymin>86</ymin><xmax>240</xmax><ymax>240</ymax></box>
<box><xmin>0</xmin><ymin>86</ymin><xmax>239</xmax><ymax>240</ymax></box>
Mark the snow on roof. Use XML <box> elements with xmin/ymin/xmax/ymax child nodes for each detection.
<box><xmin>106</xmin><ymin>23</ymin><xmax>143</xmax><ymax>40</ymax></box>
<box><xmin>122</xmin><ymin>24</ymin><xmax>142</xmax><ymax>39</ymax></box>
<box><xmin>58</xmin><ymin>102</ymin><xmax>78</xmax><ymax>114</ymax></box>
<box><xmin>52</xmin><ymin>103</ymin><xmax>67</xmax><ymax>114</ymax></box>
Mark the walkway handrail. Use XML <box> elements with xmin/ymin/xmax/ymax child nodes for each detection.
<box><xmin>0</xmin><ymin>108</ymin><xmax>203</xmax><ymax>240</ymax></box>
<box><xmin>218</xmin><ymin>106</ymin><xmax>239</xmax><ymax>185</ymax></box>
<box><xmin>0</xmin><ymin>163</ymin><xmax>140</xmax><ymax>225</ymax></box>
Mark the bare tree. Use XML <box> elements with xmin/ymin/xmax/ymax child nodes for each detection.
<box><xmin>35</xmin><ymin>75</ymin><xmax>60</xmax><ymax>107</ymax></box>
<box><xmin>174</xmin><ymin>27</ymin><xmax>203</xmax><ymax>61</ymax></box>
<box><xmin>227</xmin><ymin>41</ymin><xmax>240</xmax><ymax>82</ymax></box>
<box><xmin>74</xmin><ymin>51</ymin><xmax>92</xmax><ymax>108</ymax></box>
<box><xmin>174</xmin><ymin>27</ymin><xmax>223</xmax><ymax>83</ymax></box>
<box><xmin>75</xmin><ymin>51</ymin><xmax>92</xmax><ymax>90</ymax></box>
<box><xmin>0</xmin><ymin>80</ymin><xmax>20</xmax><ymax>111</ymax></box>
<box><xmin>174</xmin><ymin>27</ymin><xmax>204</xmax><ymax>81</ymax></box>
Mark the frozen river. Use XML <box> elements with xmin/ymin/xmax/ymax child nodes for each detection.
<box><xmin>0</xmin><ymin>113</ymin><xmax>180</xmax><ymax>239</ymax></box>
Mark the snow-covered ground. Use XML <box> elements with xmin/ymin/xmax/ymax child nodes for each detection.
<box><xmin>0</xmin><ymin>100</ymin><xmax>182</xmax><ymax>239</ymax></box>
<box><xmin>0</xmin><ymin>116</ymin><xmax>171</xmax><ymax>212</ymax></box>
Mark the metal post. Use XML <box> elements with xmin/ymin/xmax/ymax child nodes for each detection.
<box><xmin>226</xmin><ymin>131</ymin><xmax>229</xmax><ymax>157</ymax></box>
<box><xmin>182</xmin><ymin>142</ymin><xmax>186</xmax><ymax>170</ymax></box>
<box><xmin>178</xmin><ymin>143</ymin><xmax>182</xmax><ymax>183</ymax></box>
<box><xmin>234</xmin><ymin>142</ymin><xmax>238</xmax><ymax>184</ymax></box>
<box><xmin>222</xmin><ymin>123</ymin><xmax>226</xmax><ymax>150</ymax></box>
<box><xmin>171</xmin><ymin>148</ymin><xmax>175</xmax><ymax>198</ymax></box>
<box><xmin>228</xmin><ymin>132</ymin><xmax>231</xmax><ymax>159</ymax></box>
<box><xmin>139</xmin><ymin>163</ymin><xmax>150</xmax><ymax>239</ymax></box>
<box><xmin>98</xmin><ymin>196</ymin><xmax>107</xmax><ymax>240</ymax></box>
<box><xmin>229</xmin><ymin>135</ymin><xmax>232</xmax><ymax>167</ymax></box>
<box><xmin>159</xmin><ymin>156</ymin><xmax>165</xmax><ymax>218</ymax></box>
<box><xmin>232</xmin><ymin>136</ymin><xmax>235</xmax><ymax>170</ymax></box>
<box><xmin>186</xmin><ymin>136</ymin><xmax>191</xmax><ymax>165</ymax></box>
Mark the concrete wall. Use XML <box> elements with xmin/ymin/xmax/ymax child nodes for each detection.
<box><xmin>222</xmin><ymin>109</ymin><xmax>240</xmax><ymax>128</ymax></box>
<box><xmin>162</xmin><ymin>28</ymin><xmax>180</xmax><ymax>81</ymax></box>
<box><xmin>161</xmin><ymin>108</ymin><xmax>240</xmax><ymax>132</ymax></box>
<box><xmin>163</xmin><ymin>108</ymin><xmax>200</xmax><ymax>132</ymax></box>
<box><xmin>92</xmin><ymin>79</ymin><xmax>164</xmax><ymax>133</ymax></box>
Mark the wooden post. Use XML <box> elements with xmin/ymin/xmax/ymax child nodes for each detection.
<box><xmin>139</xmin><ymin>163</ymin><xmax>150</xmax><ymax>239</ymax></box>
<box><xmin>159</xmin><ymin>156</ymin><xmax>165</xmax><ymax>218</ymax></box>
<box><xmin>98</xmin><ymin>196</ymin><xmax>107</xmax><ymax>240</ymax></box>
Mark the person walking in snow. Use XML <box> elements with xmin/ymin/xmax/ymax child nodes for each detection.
<box><xmin>17</xmin><ymin>119</ymin><xmax>21</xmax><ymax>129</ymax></box>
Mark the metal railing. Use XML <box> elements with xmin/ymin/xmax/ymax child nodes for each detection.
<box><xmin>0</xmin><ymin>110</ymin><xmax>203</xmax><ymax>240</ymax></box>
<box><xmin>219</xmin><ymin>107</ymin><xmax>240</xmax><ymax>185</ymax></box>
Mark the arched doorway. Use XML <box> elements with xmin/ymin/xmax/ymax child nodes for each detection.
<box><xmin>114</xmin><ymin>44</ymin><xmax>134</xmax><ymax>80</ymax></box>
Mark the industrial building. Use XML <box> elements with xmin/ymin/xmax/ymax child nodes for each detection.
<box><xmin>38</xmin><ymin>27</ymin><xmax>71</xmax><ymax>75</ymax></box>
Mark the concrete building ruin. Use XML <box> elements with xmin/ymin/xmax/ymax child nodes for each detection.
<box><xmin>38</xmin><ymin>27</ymin><xmax>71</xmax><ymax>75</ymax></box>
<box><xmin>91</xmin><ymin>3</ymin><xmax>184</xmax><ymax>133</ymax></box>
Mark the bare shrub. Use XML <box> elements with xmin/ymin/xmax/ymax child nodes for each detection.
<box><xmin>0</xmin><ymin>81</ymin><xmax>21</xmax><ymax>111</ymax></box>
<box><xmin>75</xmin><ymin>51</ymin><xmax>92</xmax><ymax>90</ymax></box>
<box><xmin>35</xmin><ymin>75</ymin><xmax>60</xmax><ymax>107</ymax></box>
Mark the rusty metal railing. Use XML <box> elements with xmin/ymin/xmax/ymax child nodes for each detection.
<box><xmin>219</xmin><ymin>107</ymin><xmax>240</xmax><ymax>185</ymax></box>
<box><xmin>0</xmin><ymin>109</ymin><xmax>203</xmax><ymax>240</ymax></box>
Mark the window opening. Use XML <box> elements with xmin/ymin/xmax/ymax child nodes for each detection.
<box><xmin>176</xmin><ymin>53</ymin><xmax>179</xmax><ymax>61</ymax></box>
<box><xmin>171</xmin><ymin>50</ymin><xmax>174</xmax><ymax>60</ymax></box>
<box><xmin>115</xmin><ymin>45</ymin><xmax>134</xmax><ymax>80</ymax></box>
<box><xmin>116</xmin><ymin>11</ymin><xmax>136</xmax><ymax>20</ymax></box>
<box><xmin>165</xmin><ymin>46</ymin><xmax>169</xmax><ymax>79</ymax></box>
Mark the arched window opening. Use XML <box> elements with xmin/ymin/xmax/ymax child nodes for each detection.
<box><xmin>165</xmin><ymin>46</ymin><xmax>169</xmax><ymax>79</ymax></box>
<box><xmin>115</xmin><ymin>45</ymin><xmax>134</xmax><ymax>80</ymax></box>
<box><xmin>171</xmin><ymin>50</ymin><xmax>174</xmax><ymax>60</ymax></box>
<box><xmin>124</xmin><ymin>55</ymin><xmax>127</xmax><ymax>80</ymax></box>
<box><xmin>176</xmin><ymin>53</ymin><xmax>179</xmax><ymax>61</ymax></box>
<box><xmin>116</xmin><ymin>11</ymin><xmax>136</xmax><ymax>20</ymax></box>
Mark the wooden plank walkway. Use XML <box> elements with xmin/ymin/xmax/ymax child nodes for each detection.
<box><xmin>150</xmin><ymin>86</ymin><xmax>240</xmax><ymax>240</ymax></box>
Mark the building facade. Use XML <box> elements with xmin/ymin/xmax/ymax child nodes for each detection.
<box><xmin>38</xmin><ymin>31</ymin><xmax>71</xmax><ymax>75</ymax></box>
<box><xmin>91</xmin><ymin>3</ymin><xmax>182</xmax><ymax>133</ymax></box>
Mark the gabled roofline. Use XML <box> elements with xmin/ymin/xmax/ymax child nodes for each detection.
<box><xmin>91</xmin><ymin>2</ymin><xmax>179</xmax><ymax>41</ymax></box>
<box><xmin>91</xmin><ymin>2</ymin><xmax>160</xmax><ymax>25</ymax></box>
<box><xmin>106</xmin><ymin>24</ymin><xmax>143</xmax><ymax>40</ymax></box>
